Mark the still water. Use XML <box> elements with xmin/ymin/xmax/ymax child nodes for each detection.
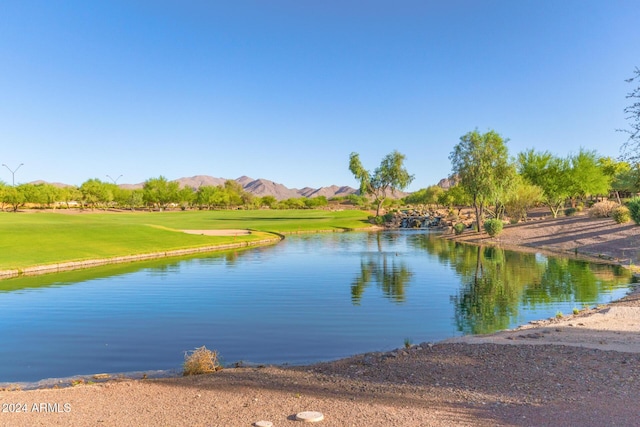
<box><xmin>0</xmin><ymin>231</ymin><xmax>633</xmax><ymax>383</ymax></box>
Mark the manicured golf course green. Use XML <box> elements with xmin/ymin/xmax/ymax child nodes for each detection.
<box><xmin>0</xmin><ymin>209</ymin><xmax>372</xmax><ymax>271</ymax></box>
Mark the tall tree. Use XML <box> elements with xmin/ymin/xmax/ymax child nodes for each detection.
<box><xmin>80</xmin><ymin>178</ymin><xmax>112</xmax><ymax>210</ymax></box>
<box><xmin>449</xmin><ymin>130</ymin><xmax>513</xmax><ymax>231</ymax></box>
<box><xmin>3</xmin><ymin>184</ymin><xmax>26</xmax><ymax>212</ymax></box>
<box><xmin>566</xmin><ymin>149</ymin><xmax>610</xmax><ymax>205</ymax></box>
<box><xmin>437</xmin><ymin>184</ymin><xmax>472</xmax><ymax>216</ymax></box>
<box><xmin>503</xmin><ymin>175</ymin><xmax>543</xmax><ymax>222</ymax></box>
<box><xmin>620</xmin><ymin>67</ymin><xmax>640</xmax><ymax>162</ymax></box>
<box><xmin>143</xmin><ymin>176</ymin><xmax>179</xmax><ymax>211</ymax></box>
<box><xmin>518</xmin><ymin>149</ymin><xmax>570</xmax><ymax>218</ymax></box>
<box><xmin>600</xmin><ymin>157</ymin><xmax>630</xmax><ymax>203</ymax></box>
<box><xmin>404</xmin><ymin>185</ymin><xmax>443</xmax><ymax>207</ymax></box>
<box><xmin>59</xmin><ymin>186</ymin><xmax>82</xmax><ymax>209</ymax></box>
<box><xmin>349</xmin><ymin>150</ymin><xmax>414</xmax><ymax>217</ymax></box>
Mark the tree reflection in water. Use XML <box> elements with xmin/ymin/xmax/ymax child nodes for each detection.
<box><xmin>351</xmin><ymin>257</ymin><xmax>413</xmax><ymax>304</ymax></box>
<box><xmin>351</xmin><ymin>233</ymin><xmax>413</xmax><ymax>304</ymax></box>
<box><xmin>407</xmin><ymin>233</ymin><xmax>632</xmax><ymax>335</ymax></box>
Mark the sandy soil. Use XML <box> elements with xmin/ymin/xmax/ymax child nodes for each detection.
<box><xmin>2</xmin><ymin>214</ymin><xmax>640</xmax><ymax>427</ymax></box>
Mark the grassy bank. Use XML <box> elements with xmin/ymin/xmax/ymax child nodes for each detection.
<box><xmin>0</xmin><ymin>209</ymin><xmax>372</xmax><ymax>271</ymax></box>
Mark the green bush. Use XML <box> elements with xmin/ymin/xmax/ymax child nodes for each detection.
<box><xmin>564</xmin><ymin>207</ymin><xmax>577</xmax><ymax>216</ymax></box>
<box><xmin>612</xmin><ymin>206</ymin><xmax>631</xmax><ymax>224</ymax></box>
<box><xmin>368</xmin><ymin>215</ymin><xmax>384</xmax><ymax>225</ymax></box>
<box><xmin>453</xmin><ymin>223</ymin><xmax>465</xmax><ymax>235</ymax></box>
<box><xmin>627</xmin><ymin>197</ymin><xmax>640</xmax><ymax>224</ymax></box>
<box><xmin>483</xmin><ymin>219</ymin><xmax>504</xmax><ymax>237</ymax></box>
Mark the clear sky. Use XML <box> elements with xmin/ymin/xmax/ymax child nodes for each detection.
<box><xmin>1</xmin><ymin>0</ymin><xmax>639</xmax><ymax>191</ymax></box>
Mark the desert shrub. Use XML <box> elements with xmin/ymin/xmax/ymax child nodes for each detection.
<box><xmin>612</xmin><ymin>206</ymin><xmax>631</xmax><ymax>224</ymax></box>
<box><xmin>589</xmin><ymin>200</ymin><xmax>619</xmax><ymax>218</ymax></box>
<box><xmin>564</xmin><ymin>207</ymin><xmax>577</xmax><ymax>217</ymax></box>
<box><xmin>483</xmin><ymin>218</ymin><xmax>504</xmax><ymax>237</ymax></box>
<box><xmin>368</xmin><ymin>215</ymin><xmax>384</xmax><ymax>225</ymax></box>
<box><xmin>453</xmin><ymin>222</ymin><xmax>465</xmax><ymax>235</ymax></box>
<box><xmin>383</xmin><ymin>212</ymin><xmax>395</xmax><ymax>223</ymax></box>
<box><xmin>627</xmin><ymin>197</ymin><xmax>640</xmax><ymax>224</ymax></box>
<box><xmin>183</xmin><ymin>346</ymin><xmax>222</xmax><ymax>376</ymax></box>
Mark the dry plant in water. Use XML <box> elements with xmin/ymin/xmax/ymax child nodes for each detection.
<box><xmin>183</xmin><ymin>346</ymin><xmax>222</xmax><ymax>376</ymax></box>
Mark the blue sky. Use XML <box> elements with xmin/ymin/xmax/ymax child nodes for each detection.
<box><xmin>1</xmin><ymin>0</ymin><xmax>639</xmax><ymax>191</ymax></box>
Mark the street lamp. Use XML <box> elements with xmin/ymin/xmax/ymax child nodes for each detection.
<box><xmin>2</xmin><ymin>163</ymin><xmax>24</xmax><ymax>186</ymax></box>
<box><xmin>106</xmin><ymin>174</ymin><xmax>123</xmax><ymax>185</ymax></box>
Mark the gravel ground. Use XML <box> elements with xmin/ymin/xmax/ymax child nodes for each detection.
<box><xmin>2</xmin><ymin>214</ymin><xmax>640</xmax><ymax>426</ymax></box>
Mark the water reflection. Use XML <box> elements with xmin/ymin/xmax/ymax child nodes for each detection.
<box><xmin>408</xmin><ymin>233</ymin><xmax>632</xmax><ymax>334</ymax></box>
<box><xmin>351</xmin><ymin>257</ymin><xmax>413</xmax><ymax>304</ymax></box>
<box><xmin>0</xmin><ymin>247</ymin><xmax>255</xmax><ymax>292</ymax></box>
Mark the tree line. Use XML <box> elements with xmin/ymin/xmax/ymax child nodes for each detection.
<box><xmin>354</xmin><ymin>68</ymin><xmax>640</xmax><ymax>229</ymax></box>
<box><xmin>0</xmin><ymin>176</ymin><xmax>340</xmax><ymax>212</ymax></box>
<box><xmin>355</xmin><ymin>137</ymin><xmax>638</xmax><ymax>230</ymax></box>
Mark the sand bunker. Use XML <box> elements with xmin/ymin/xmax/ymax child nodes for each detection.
<box><xmin>181</xmin><ymin>229</ymin><xmax>251</xmax><ymax>236</ymax></box>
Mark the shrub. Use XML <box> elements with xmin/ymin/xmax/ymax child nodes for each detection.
<box><xmin>627</xmin><ymin>197</ymin><xmax>640</xmax><ymax>224</ymax></box>
<box><xmin>183</xmin><ymin>346</ymin><xmax>222</xmax><ymax>376</ymax></box>
<box><xmin>612</xmin><ymin>206</ymin><xmax>631</xmax><ymax>224</ymax></box>
<box><xmin>368</xmin><ymin>215</ymin><xmax>384</xmax><ymax>225</ymax></box>
<box><xmin>589</xmin><ymin>200</ymin><xmax>619</xmax><ymax>218</ymax></box>
<box><xmin>382</xmin><ymin>212</ymin><xmax>395</xmax><ymax>223</ymax></box>
<box><xmin>564</xmin><ymin>207</ymin><xmax>577</xmax><ymax>217</ymax></box>
<box><xmin>453</xmin><ymin>223</ymin><xmax>465</xmax><ymax>235</ymax></box>
<box><xmin>483</xmin><ymin>219</ymin><xmax>504</xmax><ymax>237</ymax></box>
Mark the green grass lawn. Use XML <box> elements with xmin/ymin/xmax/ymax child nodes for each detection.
<box><xmin>0</xmin><ymin>209</ymin><xmax>372</xmax><ymax>270</ymax></box>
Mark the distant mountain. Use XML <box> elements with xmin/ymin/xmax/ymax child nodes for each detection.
<box><xmin>437</xmin><ymin>177</ymin><xmax>456</xmax><ymax>190</ymax></box>
<box><xmin>120</xmin><ymin>175</ymin><xmax>360</xmax><ymax>200</ymax></box>
<box><xmin>240</xmin><ymin>178</ymin><xmax>302</xmax><ymax>200</ymax></box>
<box><xmin>175</xmin><ymin>175</ymin><xmax>226</xmax><ymax>189</ymax></box>
<box><xmin>305</xmin><ymin>185</ymin><xmax>358</xmax><ymax>199</ymax></box>
<box><xmin>29</xmin><ymin>180</ymin><xmax>73</xmax><ymax>188</ymax></box>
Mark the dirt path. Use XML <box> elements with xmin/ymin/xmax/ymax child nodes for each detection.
<box><xmin>2</xmin><ymin>214</ymin><xmax>640</xmax><ymax>426</ymax></box>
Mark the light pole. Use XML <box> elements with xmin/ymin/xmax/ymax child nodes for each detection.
<box><xmin>2</xmin><ymin>163</ymin><xmax>24</xmax><ymax>186</ymax></box>
<box><xmin>106</xmin><ymin>174</ymin><xmax>123</xmax><ymax>185</ymax></box>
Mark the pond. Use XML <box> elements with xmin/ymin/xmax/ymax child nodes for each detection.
<box><xmin>0</xmin><ymin>231</ymin><xmax>633</xmax><ymax>383</ymax></box>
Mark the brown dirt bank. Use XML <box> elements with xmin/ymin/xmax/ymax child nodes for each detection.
<box><xmin>451</xmin><ymin>213</ymin><xmax>640</xmax><ymax>270</ymax></box>
<box><xmin>2</xmin><ymin>215</ymin><xmax>640</xmax><ymax>426</ymax></box>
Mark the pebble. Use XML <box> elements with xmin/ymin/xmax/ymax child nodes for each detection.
<box><xmin>254</xmin><ymin>421</ymin><xmax>273</xmax><ymax>427</ymax></box>
<box><xmin>295</xmin><ymin>411</ymin><xmax>324</xmax><ymax>422</ymax></box>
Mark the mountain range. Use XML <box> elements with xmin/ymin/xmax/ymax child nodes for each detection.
<box><xmin>118</xmin><ymin>175</ymin><xmax>360</xmax><ymax>201</ymax></box>
<box><xmin>31</xmin><ymin>175</ymin><xmax>425</xmax><ymax>200</ymax></box>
